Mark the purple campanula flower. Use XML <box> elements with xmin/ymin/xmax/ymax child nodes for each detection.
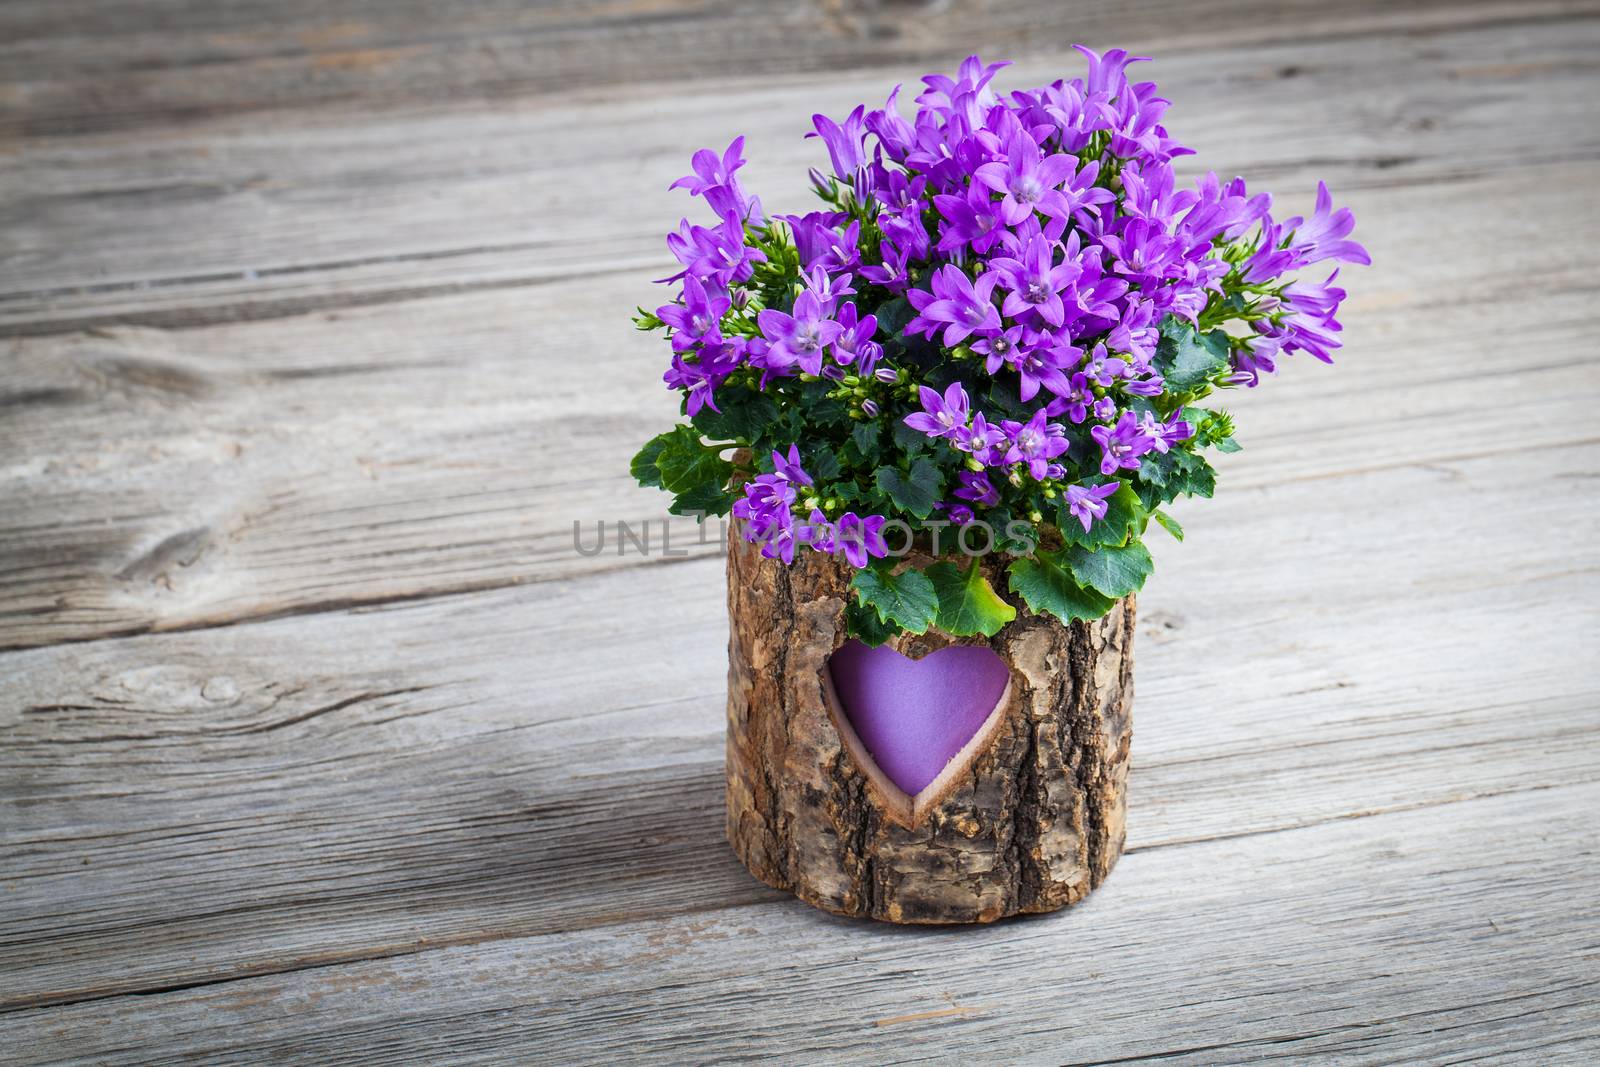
<box><xmin>1285</xmin><ymin>182</ymin><xmax>1371</xmax><ymax>267</ymax></box>
<box><xmin>1092</xmin><ymin>395</ymin><xmax>1117</xmax><ymax>421</ymax></box>
<box><xmin>1122</xmin><ymin>373</ymin><xmax>1166</xmax><ymax>397</ymax></box>
<box><xmin>954</xmin><ymin>411</ymin><xmax>1009</xmax><ymax>465</ymax></box>
<box><xmin>833</xmin><ymin>512</ymin><xmax>890</xmax><ymax>568</ymax></box>
<box><xmin>1014</xmin><ymin>345</ymin><xmax>1075</xmax><ymax>402</ymax></box>
<box><xmin>873</xmin><ymin>166</ymin><xmax>927</xmax><ymax>214</ymax></box>
<box><xmin>1276</xmin><ymin>270</ymin><xmax>1348</xmax><ymax>364</ymax></box>
<box><xmin>943</xmin><ymin>502</ymin><xmax>977</xmax><ymax>526</ymax></box>
<box><xmin>663</xmin><ymin>213</ymin><xmax>764</xmax><ymax>286</ymax></box>
<box><xmin>803</xmin><ymin>266</ymin><xmax>856</xmax><ymax>312</ymax></box>
<box><xmin>919</xmin><ymin>55</ymin><xmax>1011</xmax><ymax>115</ymax></box>
<box><xmin>1240</xmin><ymin>216</ymin><xmax>1298</xmax><ymax>285</ymax></box>
<box><xmin>865</xmin><ymin>85</ymin><xmax>916</xmax><ymax>162</ymax></box>
<box><xmin>906</xmin><ymin>265</ymin><xmax>1001</xmax><ymax>346</ymax></box>
<box><xmin>669</xmin><ymin>137</ymin><xmax>761</xmax><ymax>222</ymax></box>
<box><xmin>655</xmin><ymin>273</ymin><xmax>730</xmax><ymax>352</ymax></box>
<box><xmin>953</xmin><ymin>470</ymin><xmax>1000</xmax><ymax>507</ymax></box>
<box><xmin>1090</xmin><ymin>410</ymin><xmax>1154</xmax><ymax>474</ymax></box>
<box><xmin>1074</xmin><ymin>43</ymin><xmax>1140</xmax><ymax>99</ymax></box>
<box><xmin>758</xmin><ymin>290</ymin><xmax>844</xmax><ymax>375</ymax></box>
<box><xmin>830</xmin><ymin>303</ymin><xmax>880</xmax><ymax>367</ymax></box>
<box><xmin>1230</xmin><ymin>333</ymin><xmax>1279</xmax><ymax>387</ymax></box>
<box><xmin>972</xmin><ymin>134</ymin><xmax>1083</xmax><ymax>225</ymax></box>
<box><xmin>1064</xmin><ymin>482</ymin><xmax>1121</xmax><ymax>532</ymax></box>
<box><xmin>1001</xmin><ymin>409</ymin><xmax>1070</xmax><ymax>480</ymax></box>
<box><xmin>810</xmin><ymin>105</ymin><xmax>871</xmax><ymax>185</ymax></box>
<box><xmin>859</xmin><ymin>239</ymin><xmax>912</xmax><ymax>292</ymax></box>
<box><xmin>879</xmin><ymin>204</ymin><xmax>932</xmax><ymax>262</ymax></box>
<box><xmin>734</xmin><ymin>470</ymin><xmax>800</xmax><ymax>562</ymax></box>
<box><xmin>737</xmin><ymin>472</ymin><xmax>795</xmax><ymax>519</ymax></box>
<box><xmin>972</xmin><ymin>325</ymin><xmax>1026</xmax><ymax>375</ymax></box>
<box><xmin>1107</xmin><ymin>298</ymin><xmax>1159</xmax><ymax>367</ymax></box>
<box><xmin>1082</xmin><ymin>343</ymin><xmax>1128</xmax><ymax>386</ymax></box>
<box><xmin>1118</xmin><ymin>161</ymin><xmax>1197</xmax><ymax>227</ymax></box>
<box><xmin>933</xmin><ymin>186</ymin><xmax>1005</xmax><ymax>255</ymax></box>
<box><xmin>663</xmin><ymin>338</ymin><xmax>743</xmax><ymax>415</ymax></box>
<box><xmin>1100</xmin><ymin>216</ymin><xmax>1185</xmax><ymax>286</ymax></box>
<box><xmin>1178</xmin><ymin>171</ymin><xmax>1270</xmax><ymax>246</ymax></box>
<box><xmin>1138</xmin><ymin>409</ymin><xmax>1194</xmax><ymax>454</ymax></box>
<box><xmin>771</xmin><ymin>444</ymin><xmax>814</xmax><ymax>486</ymax></box>
<box><xmin>1043</xmin><ymin>371</ymin><xmax>1097</xmax><ymax>424</ymax></box>
<box><xmin>798</xmin><ymin>508</ymin><xmax>836</xmax><ymax>555</ymax></box>
<box><xmin>903</xmin><ymin>381</ymin><xmax>971</xmax><ymax>439</ymax></box>
<box><xmin>986</xmin><ymin>234</ymin><xmax>1083</xmax><ymax>328</ymax></box>
<box><xmin>784</xmin><ymin>212</ymin><xmax>863</xmax><ymax>275</ymax></box>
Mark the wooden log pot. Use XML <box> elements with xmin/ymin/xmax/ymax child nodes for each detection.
<box><xmin>724</xmin><ymin>531</ymin><xmax>1136</xmax><ymax>925</ymax></box>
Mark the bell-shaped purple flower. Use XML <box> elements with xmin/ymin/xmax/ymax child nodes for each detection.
<box><xmin>1064</xmin><ymin>482</ymin><xmax>1120</xmax><ymax>532</ymax></box>
<box><xmin>656</xmin><ymin>273</ymin><xmax>730</xmax><ymax>352</ymax></box>
<box><xmin>1090</xmin><ymin>410</ymin><xmax>1154</xmax><ymax>474</ymax></box>
<box><xmin>906</xmin><ymin>265</ymin><xmax>1001</xmax><ymax>346</ymax></box>
<box><xmin>1001</xmin><ymin>409</ymin><xmax>1070</xmax><ymax>479</ymax></box>
<box><xmin>758</xmin><ymin>291</ymin><xmax>844</xmax><ymax>376</ymax></box>
<box><xmin>810</xmin><ymin>105</ymin><xmax>871</xmax><ymax>184</ymax></box>
<box><xmin>903</xmin><ymin>381</ymin><xmax>971</xmax><ymax>440</ymax></box>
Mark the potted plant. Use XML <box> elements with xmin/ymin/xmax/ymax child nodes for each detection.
<box><xmin>631</xmin><ymin>48</ymin><xmax>1366</xmax><ymax>923</ymax></box>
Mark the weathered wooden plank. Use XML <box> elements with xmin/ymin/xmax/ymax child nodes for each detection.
<box><xmin>1</xmin><ymin>162</ymin><xmax>1597</xmax><ymax>651</ymax></box>
<box><xmin>2</xmin><ymin>426</ymin><xmax>1596</xmax><ymax>1008</ymax></box>
<box><xmin>0</xmin><ymin>0</ymin><xmax>1587</xmax><ymax>140</ymax></box>
<box><xmin>3</xmin><ymin>785</ymin><xmax>1595</xmax><ymax>1063</ymax></box>
<box><xmin>3</xmin><ymin>19</ymin><xmax>1598</xmax><ymax>333</ymax></box>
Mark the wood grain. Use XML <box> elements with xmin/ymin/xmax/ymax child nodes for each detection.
<box><xmin>4</xmin><ymin>19</ymin><xmax>1599</xmax><ymax>334</ymax></box>
<box><xmin>3</xmin><ymin>0</ymin><xmax>1599</xmax><ymax>1060</ymax></box>
<box><xmin>2</xmin><ymin>436</ymin><xmax>1595</xmax><ymax>1007</ymax></box>
<box><xmin>1</xmin><ymin>0</ymin><xmax>1588</xmax><ymax>140</ymax></box>
<box><xmin>2</xmin><ymin>786</ymin><xmax>1595</xmax><ymax>1063</ymax></box>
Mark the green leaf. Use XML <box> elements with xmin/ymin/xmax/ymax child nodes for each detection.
<box><xmin>1007</xmin><ymin>550</ymin><xmax>1117</xmax><ymax>624</ymax></box>
<box><xmin>874</xmin><ymin>296</ymin><xmax>916</xmax><ymax>338</ymax></box>
<box><xmin>1171</xmin><ymin>450</ymin><xmax>1217</xmax><ymax>499</ymax></box>
<box><xmin>1213</xmin><ymin>436</ymin><xmax>1242</xmax><ymax>454</ymax></box>
<box><xmin>1057</xmin><ymin>484</ymin><xmax>1143</xmax><ymax>549</ymax></box>
<box><xmin>1150</xmin><ymin>509</ymin><xmax>1184</xmax><ymax>541</ymax></box>
<box><xmin>655</xmin><ymin>427</ymin><xmax>733</xmax><ymax>497</ymax></box>
<box><xmin>630</xmin><ymin>433</ymin><xmax>673</xmax><ymax>489</ymax></box>
<box><xmin>845</xmin><ymin>599</ymin><xmax>900</xmax><ymax>647</ymax></box>
<box><xmin>850</xmin><ymin>422</ymin><xmax>883</xmax><ymax>465</ymax></box>
<box><xmin>669</xmin><ymin>482</ymin><xmax>731</xmax><ymax>517</ymax></box>
<box><xmin>804</xmin><ymin>444</ymin><xmax>841</xmax><ymax>482</ymax></box>
<box><xmin>874</xmin><ymin>459</ymin><xmax>943</xmax><ymax>520</ymax></box>
<box><xmin>1132</xmin><ymin>448</ymin><xmax>1217</xmax><ymax>510</ymax></box>
<box><xmin>690</xmin><ymin>385</ymin><xmax>778</xmax><ymax>444</ymax></box>
<box><xmin>927</xmin><ymin>560</ymin><xmax>1016</xmax><ymax>637</ymax></box>
<box><xmin>1066</xmin><ymin>541</ymin><xmax>1153</xmax><ymax>599</ymax></box>
<box><xmin>891</xmin><ymin>420</ymin><xmax>931</xmax><ymax>457</ymax></box>
<box><xmin>850</xmin><ymin>566</ymin><xmax>938</xmax><ymax>634</ymax></box>
<box><xmin>1153</xmin><ymin>316</ymin><xmax>1232</xmax><ymax>391</ymax></box>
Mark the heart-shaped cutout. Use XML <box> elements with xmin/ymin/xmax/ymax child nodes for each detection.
<box><xmin>823</xmin><ymin>640</ymin><xmax>1012</xmax><ymax>828</ymax></box>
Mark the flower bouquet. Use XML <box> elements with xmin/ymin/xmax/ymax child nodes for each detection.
<box><xmin>633</xmin><ymin>48</ymin><xmax>1366</xmax><ymax>923</ymax></box>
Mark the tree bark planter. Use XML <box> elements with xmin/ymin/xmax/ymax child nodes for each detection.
<box><xmin>724</xmin><ymin>531</ymin><xmax>1136</xmax><ymax>924</ymax></box>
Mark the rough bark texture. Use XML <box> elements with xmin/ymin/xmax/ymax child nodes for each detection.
<box><xmin>724</xmin><ymin>533</ymin><xmax>1136</xmax><ymax>924</ymax></box>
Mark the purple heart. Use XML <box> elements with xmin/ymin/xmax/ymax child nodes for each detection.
<box><xmin>826</xmin><ymin>640</ymin><xmax>1012</xmax><ymax>798</ymax></box>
